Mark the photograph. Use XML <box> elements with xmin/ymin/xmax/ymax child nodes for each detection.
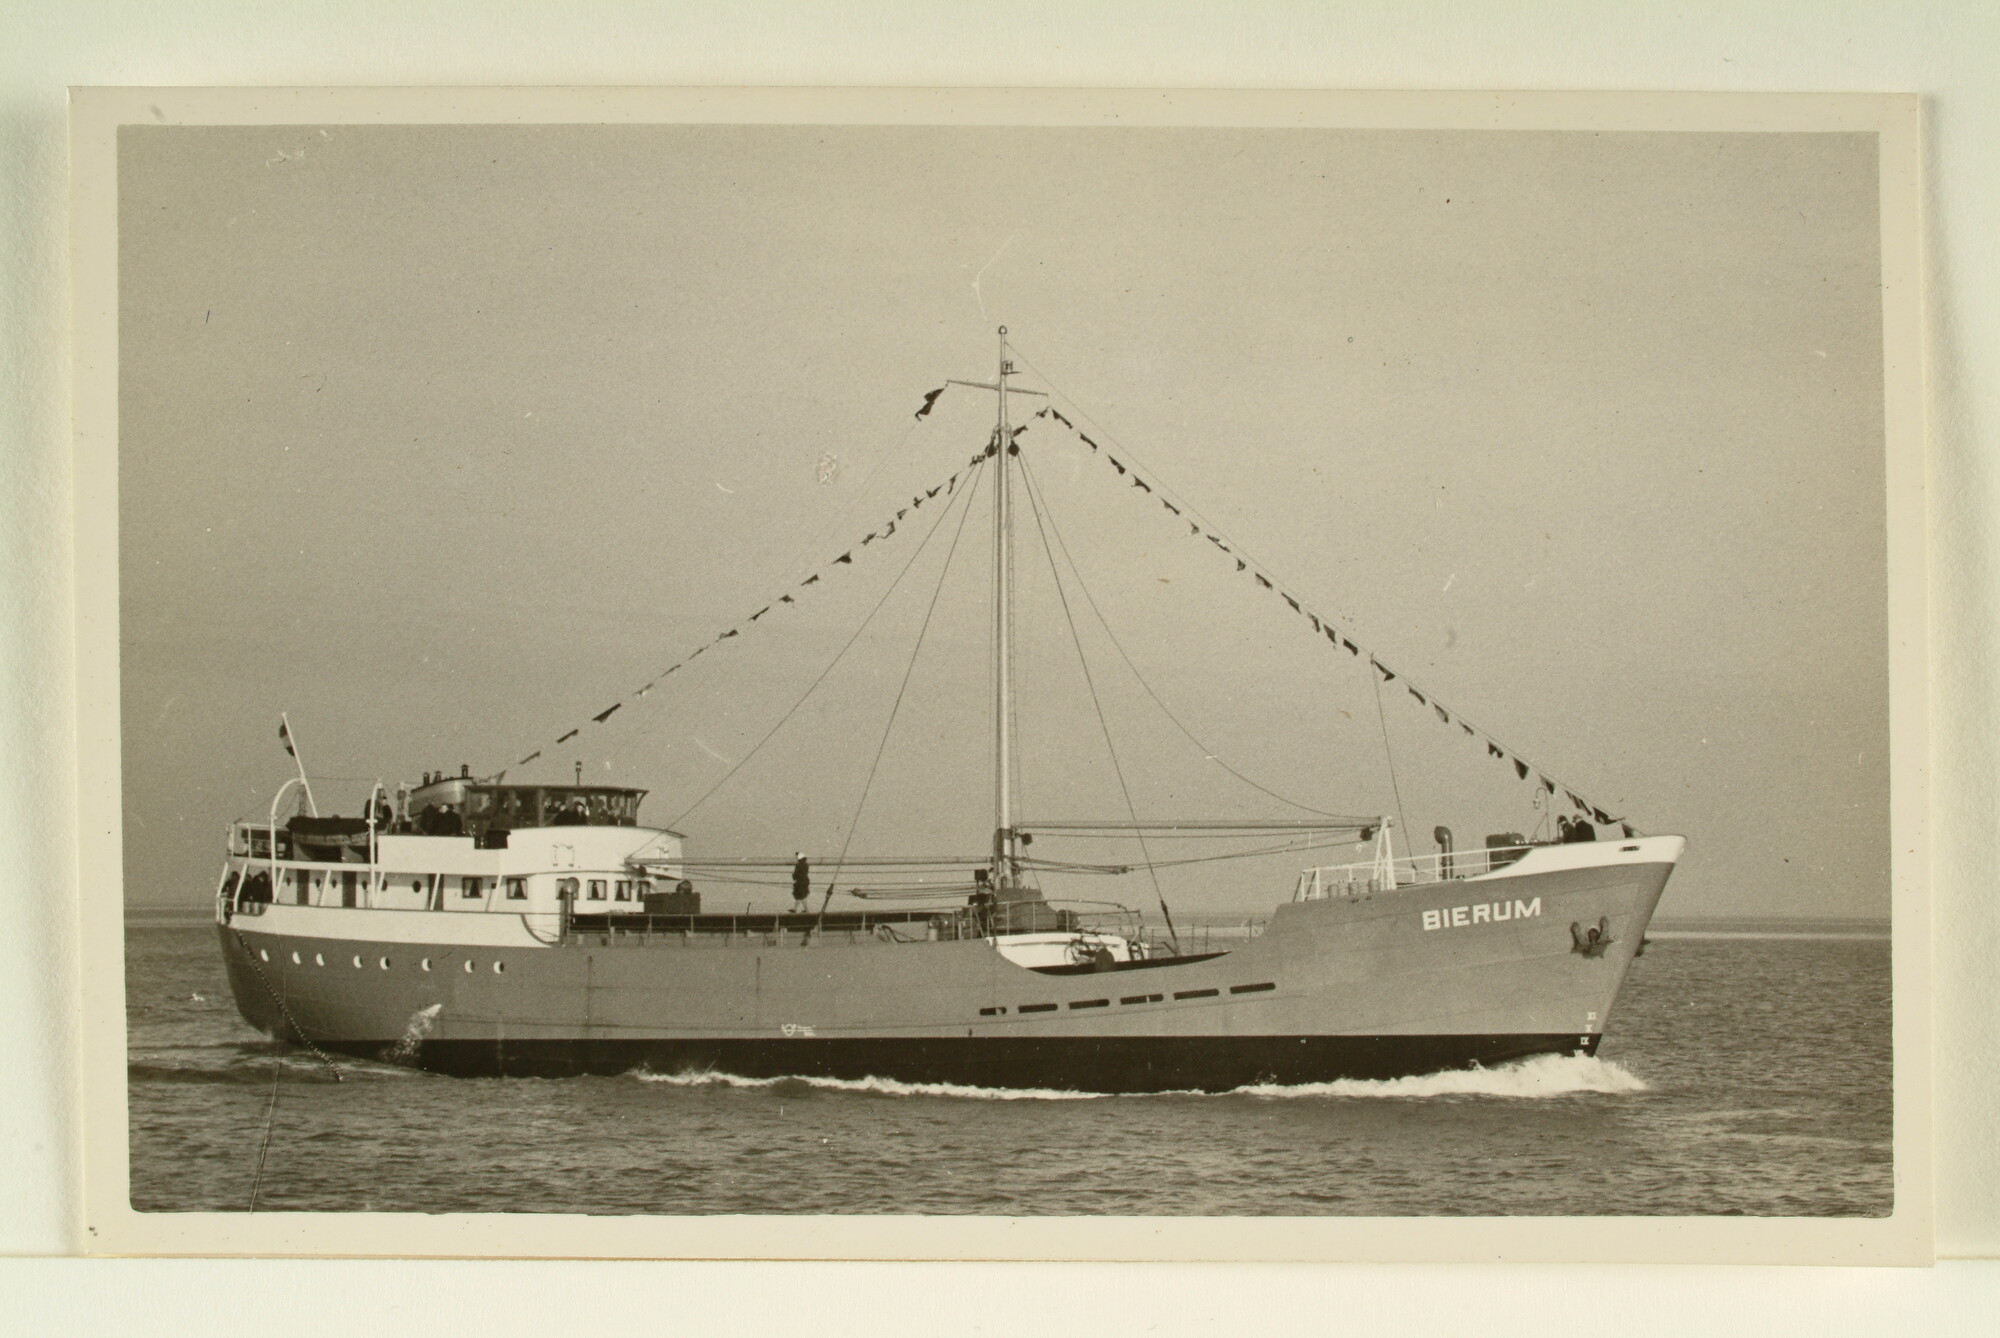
<box><xmin>75</xmin><ymin>88</ymin><xmax>1926</xmax><ymax>1256</ymax></box>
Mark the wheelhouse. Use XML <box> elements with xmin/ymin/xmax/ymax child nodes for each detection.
<box><xmin>403</xmin><ymin>778</ymin><xmax>648</xmax><ymax>839</ymax></box>
<box><xmin>460</xmin><ymin>784</ymin><xmax>645</xmax><ymax>832</ymax></box>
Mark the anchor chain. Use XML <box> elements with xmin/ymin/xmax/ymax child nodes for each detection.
<box><xmin>230</xmin><ymin>929</ymin><xmax>345</xmax><ymax>1081</ymax></box>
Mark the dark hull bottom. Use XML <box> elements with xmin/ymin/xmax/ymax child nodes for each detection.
<box><xmin>328</xmin><ymin>1033</ymin><xmax>1603</xmax><ymax>1092</ymax></box>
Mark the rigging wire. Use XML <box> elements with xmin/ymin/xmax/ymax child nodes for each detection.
<box><xmin>233</xmin><ymin>925</ymin><xmax>342</xmax><ymax>1211</ymax></box>
<box><xmin>488</xmin><ymin>437</ymin><xmax>983</xmax><ymax>786</ymax></box>
<box><xmin>665</xmin><ymin>457</ymin><xmax>991</xmax><ymax>833</ymax></box>
<box><xmin>1007</xmin><ymin>340</ymin><xmax>1307</xmax><ymax>618</ymax></box>
<box><xmin>1371</xmin><ymin>661</ymin><xmax>1411</xmax><ymax>841</ymax></box>
<box><xmin>820</xmin><ymin>459</ymin><xmax>988</xmax><ymax>912</ymax></box>
<box><xmin>655</xmin><ymin>832</ymin><xmax>1359</xmax><ymax>890</ymax></box>
<box><xmin>1015</xmin><ymin>452</ymin><xmax>1179</xmax><ymax>952</ymax></box>
<box><xmin>1132</xmin><ymin>834</ymin><xmax>1362</xmax><ymax>871</ymax></box>
<box><xmin>249</xmin><ymin>1055</ymin><xmax>282</xmax><ymax>1213</ymax></box>
<box><xmin>1014</xmin><ymin>452</ymin><xmax>1350</xmax><ymax>819</ymax></box>
<box><xmin>673</xmin><ymin>870</ymin><xmax>973</xmax><ymax>892</ymax></box>
<box><xmin>668</xmin><ymin>856</ymin><xmax>989</xmax><ymax>869</ymax></box>
<box><xmin>1027</xmin><ymin>827</ymin><xmax>1366</xmax><ymax>840</ymax></box>
<box><xmin>1008</xmin><ymin>340</ymin><xmax>1628</xmax><ymax>828</ymax></box>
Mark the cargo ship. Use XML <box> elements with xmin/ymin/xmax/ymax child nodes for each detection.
<box><xmin>215</xmin><ymin>330</ymin><xmax>1682</xmax><ymax>1092</ymax></box>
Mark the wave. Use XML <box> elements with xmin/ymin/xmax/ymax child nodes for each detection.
<box><xmin>630</xmin><ymin>1052</ymin><xmax>1646</xmax><ymax>1101</ymax></box>
<box><xmin>127</xmin><ymin>1043</ymin><xmax>425</xmax><ymax>1085</ymax></box>
<box><xmin>129</xmin><ymin>1055</ymin><xmax>341</xmax><ymax>1086</ymax></box>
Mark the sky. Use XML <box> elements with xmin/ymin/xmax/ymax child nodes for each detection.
<box><xmin>118</xmin><ymin>123</ymin><xmax>1888</xmax><ymax>918</ymax></box>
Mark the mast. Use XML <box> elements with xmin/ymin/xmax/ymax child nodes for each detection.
<box><xmin>991</xmin><ymin>325</ymin><xmax>1015</xmax><ymax>886</ymax></box>
<box><xmin>944</xmin><ymin>328</ymin><xmax>1044</xmax><ymax>889</ymax></box>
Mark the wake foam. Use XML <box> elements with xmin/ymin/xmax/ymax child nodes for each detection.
<box><xmin>386</xmin><ymin>1003</ymin><xmax>443</xmax><ymax>1063</ymax></box>
<box><xmin>633</xmin><ymin>1069</ymin><xmax>1111</xmax><ymax>1101</ymax></box>
<box><xmin>1230</xmin><ymin>1053</ymin><xmax>1648</xmax><ymax>1099</ymax></box>
<box><xmin>630</xmin><ymin>1052</ymin><xmax>1646</xmax><ymax>1101</ymax></box>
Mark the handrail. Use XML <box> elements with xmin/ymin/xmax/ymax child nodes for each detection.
<box><xmin>1294</xmin><ymin>842</ymin><xmax>1544</xmax><ymax>900</ymax></box>
<box><xmin>266</xmin><ymin>776</ymin><xmax>309</xmax><ymax>906</ymax></box>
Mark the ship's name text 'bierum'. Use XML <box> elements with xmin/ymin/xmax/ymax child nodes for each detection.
<box><xmin>1422</xmin><ymin>899</ymin><xmax>1543</xmax><ymax>931</ymax></box>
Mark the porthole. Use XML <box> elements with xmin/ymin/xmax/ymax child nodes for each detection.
<box><xmin>313</xmin><ymin>953</ymin><xmax>325</xmax><ymax>967</ymax></box>
<box><xmin>421</xmin><ymin>958</ymin><xmax>432</xmax><ymax>972</ymax></box>
<box><xmin>463</xmin><ymin>959</ymin><xmax>475</xmax><ymax>973</ymax></box>
<box><xmin>290</xmin><ymin>951</ymin><xmax>302</xmax><ymax>965</ymax></box>
<box><xmin>492</xmin><ymin>961</ymin><xmax>505</xmax><ymax>974</ymax></box>
<box><xmin>258</xmin><ymin>949</ymin><xmax>270</xmax><ymax>962</ymax></box>
<box><xmin>378</xmin><ymin>956</ymin><xmax>391</xmax><ymax>970</ymax></box>
<box><xmin>351</xmin><ymin>955</ymin><xmax>363</xmax><ymax>968</ymax></box>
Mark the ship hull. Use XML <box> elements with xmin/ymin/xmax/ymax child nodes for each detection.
<box><xmin>351</xmin><ymin>1032</ymin><xmax>1600</xmax><ymax>1090</ymax></box>
<box><xmin>216</xmin><ymin>838</ymin><xmax>1677</xmax><ymax>1093</ymax></box>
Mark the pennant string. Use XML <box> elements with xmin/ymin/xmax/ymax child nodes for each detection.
<box><xmin>1018</xmin><ymin>364</ymin><xmax>1635</xmax><ymax>830</ymax></box>
<box><xmin>666</xmin><ymin>459</ymin><xmax>991</xmax><ymax>830</ymax></box>
<box><xmin>492</xmin><ymin>455</ymin><xmax>984</xmax><ymax>780</ymax></box>
<box><xmin>505</xmin><ymin>348</ymin><xmax>1635</xmax><ymax>828</ymax></box>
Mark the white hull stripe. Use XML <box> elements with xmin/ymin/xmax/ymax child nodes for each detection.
<box><xmin>228</xmin><ymin>903</ymin><xmax>553</xmax><ymax>947</ymax></box>
<box><xmin>1470</xmin><ymin>835</ymin><xmax>1684</xmax><ymax>880</ymax></box>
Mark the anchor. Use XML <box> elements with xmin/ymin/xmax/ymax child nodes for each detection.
<box><xmin>1570</xmin><ymin>916</ymin><xmax>1615</xmax><ymax>958</ymax></box>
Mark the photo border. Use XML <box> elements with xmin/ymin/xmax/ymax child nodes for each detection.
<box><xmin>71</xmin><ymin>85</ymin><xmax>1931</xmax><ymax>1263</ymax></box>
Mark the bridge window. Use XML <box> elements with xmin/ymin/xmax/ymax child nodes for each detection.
<box><xmin>588</xmin><ymin>879</ymin><xmax>607</xmax><ymax>901</ymax></box>
<box><xmin>637</xmin><ymin>879</ymin><xmax>654</xmax><ymax>899</ymax></box>
<box><xmin>1173</xmin><ymin>988</ymin><xmax>1219</xmax><ymax>1001</ymax></box>
<box><xmin>506</xmin><ymin>877</ymin><xmax>527</xmax><ymax>900</ymax></box>
<box><xmin>614</xmin><ymin>879</ymin><xmax>633</xmax><ymax>902</ymax></box>
<box><xmin>460</xmin><ymin>877</ymin><xmax>485</xmax><ymax>899</ymax></box>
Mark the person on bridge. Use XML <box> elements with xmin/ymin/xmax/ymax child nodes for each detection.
<box><xmin>791</xmin><ymin>853</ymin><xmax>811</xmax><ymax>913</ymax></box>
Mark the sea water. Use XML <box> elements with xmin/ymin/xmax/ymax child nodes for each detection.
<box><xmin>124</xmin><ymin>920</ymin><xmax>1892</xmax><ymax>1216</ymax></box>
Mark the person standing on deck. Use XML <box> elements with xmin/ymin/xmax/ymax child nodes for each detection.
<box><xmin>969</xmin><ymin>867</ymin><xmax>996</xmax><ymax>935</ymax></box>
<box><xmin>791</xmin><ymin>853</ymin><xmax>811</xmax><ymax>913</ymax></box>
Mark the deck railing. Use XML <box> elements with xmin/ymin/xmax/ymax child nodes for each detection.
<box><xmin>1294</xmin><ymin>843</ymin><xmax>1537</xmax><ymax>900</ymax></box>
<box><xmin>560</xmin><ymin>899</ymin><xmax>1159</xmax><ymax>950</ymax></box>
